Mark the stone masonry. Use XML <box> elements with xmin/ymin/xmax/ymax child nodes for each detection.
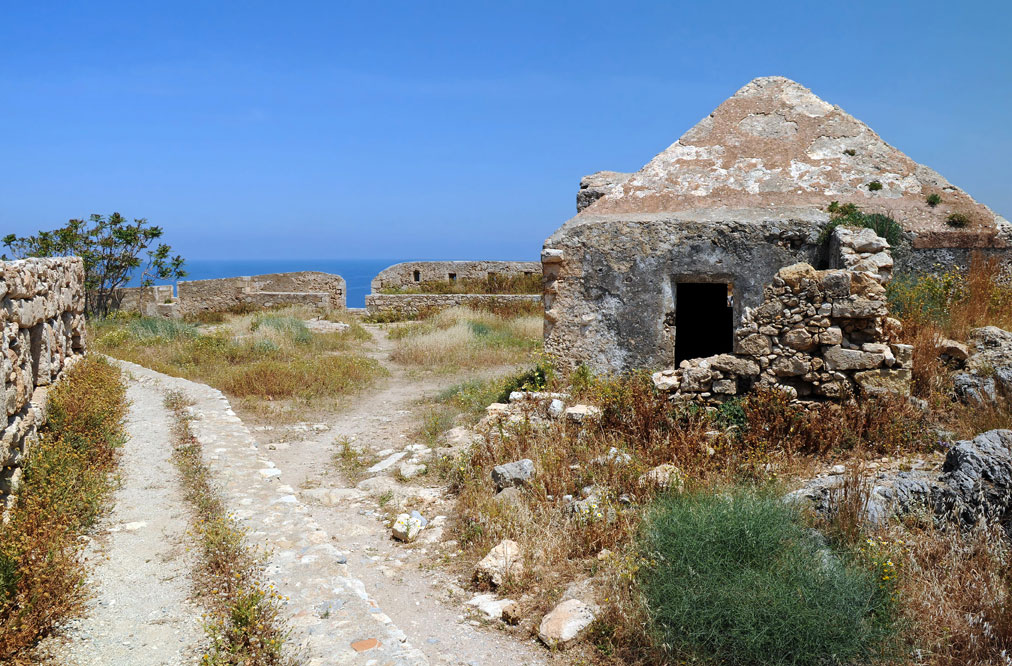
<box><xmin>543</xmin><ymin>76</ymin><xmax>1010</xmax><ymax>373</ymax></box>
<box><xmin>118</xmin><ymin>271</ymin><xmax>347</xmax><ymax>318</ymax></box>
<box><xmin>366</xmin><ymin>261</ymin><xmax>542</xmax><ymax>317</ymax></box>
<box><xmin>2</xmin><ymin>257</ymin><xmax>87</xmax><ymax>510</ymax></box>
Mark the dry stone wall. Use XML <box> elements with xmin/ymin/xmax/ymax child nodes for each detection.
<box><xmin>2</xmin><ymin>257</ymin><xmax>87</xmax><ymax>509</ymax></box>
<box><xmin>652</xmin><ymin>228</ymin><xmax>911</xmax><ymax>401</ymax></box>
<box><xmin>365</xmin><ymin>293</ymin><xmax>541</xmax><ymax>318</ymax></box>
<box><xmin>371</xmin><ymin>261</ymin><xmax>541</xmax><ymax>291</ymax></box>
<box><xmin>118</xmin><ymin>271</ymin><xmax>346</xmax><ymax>317</ymax></box>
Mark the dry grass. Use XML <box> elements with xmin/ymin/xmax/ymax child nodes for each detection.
<box><xmin>164</xmin><ymin>392</ymin><xmax>296</xmax><ymax>666</ymax></box>
<box><xmin>888</xmin><ymin>254</ymin><xmax>1012</xmax><ymax>437</ymax></box>
<box><xmin>0</xmin><ymin>357</ymin><xmax>126</xmax><ymax>664</ymax></box>
<box><xmin>390</xmin><ymin>306</ymin><xmax>542</xmax><ymax>371</ymax></box>
<box><xmin>442</xmin><ymin>374</ymin><xmax>934</xmax><ymax>663</ymax></box>
<box><xmin>92</xmin><ymin>307</ymin><xmax>384</xmax><ymax>411</ymax></box>
<box><xmin>897</xmin><ymin>522</ymin><xmax>1012</xmax><ymax>666</ymax></box>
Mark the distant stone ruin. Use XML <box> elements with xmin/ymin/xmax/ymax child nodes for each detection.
<box><xmin>543</xmin><ymin>76</ymin><xmax>1010</xmax><ymax>388</ymax></box>
<box><xmin>365</xmin><ymin>261</ymin><xmax>541</xmax><ymax>318</ymax></box>
<box><xmin>118</xmin><ymin>271</ymin><xmax>347</xmax><ymax>318</ymax></box>
<box><xmin>2</xmin><ymin>258</ymin><xmax>87</xmax><ymax>510</ymax></box>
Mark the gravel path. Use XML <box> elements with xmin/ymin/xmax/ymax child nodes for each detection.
<box><xmin>35</xmin><ymin>374</ymin><xmax>205</xmax><ymax>665</ymax></box>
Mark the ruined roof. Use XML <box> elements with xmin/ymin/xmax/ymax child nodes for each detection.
<box><xmin>579</xmin><ymin>76</ymin><xmax>1008</xmax><ymax>248</ymax></box>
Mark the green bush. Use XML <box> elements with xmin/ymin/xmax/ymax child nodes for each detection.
<box><xmin>867</xmin><ymin>180</ymin><xmax>883</xmax><ymax>191</ymax></box>
<box><xmin>946</xmin><ymin>212</ymin><xmax>970</xmax><ymax>228</ymax></box>
<box><xmin>250</xmin><ymin>314</ymin><xmax>311</xmax><ymax>344</ymax></box>
<box><xmin>638</xmin><ymin>489</ymin><xmax>897</xmax><ymax>665</ymax></box>
<box><xmin>926</xmin><ymin>193</ymin><xmax>942</xmax><ymax>207</ymax></box>
<box><xmin>820</xmin><ymin>203</ymin><xmax>904</xmax><ymax>247</ymax></box>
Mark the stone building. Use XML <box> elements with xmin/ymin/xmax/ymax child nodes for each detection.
<box><xmin>542</xmin><ymin>76</ymin><xmax>1010</xmax><ymax>379</ymax></box>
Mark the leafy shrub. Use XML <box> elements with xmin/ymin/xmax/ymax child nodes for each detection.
<box><xmin>947</xmin><ymin>212</ymin><xmax>970</xmax><ymax>228</ymax></box>
<box><xmin>868</xmin><ymin>180</ymin><xmax>884</xmax><ymax>191</ymax></box>
<box><xmin>926</xmin><ymin>193</ymin><xmax>942</xmax><ymax>207</ymax></box>
<box><xmin>638</xmin><ymin>489</ymin><xmax>898</xmax><ymax>665</ymax></box>
<box><xmin>494</xmin><ymin>360</ymin><xmax>553</xmax><ymax>402</ymax></box>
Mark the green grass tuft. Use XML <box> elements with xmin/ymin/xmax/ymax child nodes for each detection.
<box><xmin>638</xmin><ymin>488</ymin><xmax>899</xmax><ymax>665</ymax></box>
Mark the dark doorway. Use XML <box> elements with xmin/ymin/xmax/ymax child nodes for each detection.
<box><xmin>675</xmin><ymin>282</ymin><xmax>733</xmax><ymax>365</ymax></box>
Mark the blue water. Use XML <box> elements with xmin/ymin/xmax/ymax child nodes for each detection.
<box><xmin>133</xmin><ymin>259</ymin><xmax>402</xmax><ymax>308</ymax></box>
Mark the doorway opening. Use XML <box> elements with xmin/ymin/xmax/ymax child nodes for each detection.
<box><xmin>675</xmin><ymin>282</ymin><xmax>734</xmax><ymax>366</ymax></box>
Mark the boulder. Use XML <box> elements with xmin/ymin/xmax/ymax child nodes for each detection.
<box><xmin>474</xmin><ymin>539</ymin><xmax>523</xmax><ymax>587</ymax></box>
<box><xmin>398</xmin><ymin>461</ymin><xmax>427</xmax><ymax>479</ymax></box>
<box><xmin>491</xmin><ymin>459</ymin><xmax>535</xmax><ymax>491</ymax></box>
<box><xmin>538</xmin><ymin>599</ymin><xmax>598</xmax><ymax>650</ymax></box>
<box><xmin>466</xmin><ymin>593</ymin><xmax>516</xmax><ymax>621</ymax></box>
<box><xmin>853</xmin><ymin>368</ymin><xmax>911</xmax><ymax>395</ymax></box>
<box><xmin>651</xmin><ymin>369</ymin><xmax>680</xmax><ymax>391</ymax></box>
<box><xmin>936</xmin><ymin>429</ymin><xmax>1012</xmax><ymax>526</ymax></box>
<box><xmin>939</xmin><ymin>338</ymin><xmax>969</xmax><ymax>363</ymax></box>
<box><xmin>548</xmin><ymin>398</ymin><xmax>565</xmax><ymax>419</ymax></box>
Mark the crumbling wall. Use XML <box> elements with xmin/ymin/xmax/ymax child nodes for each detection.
<box><xmin>119</xmin><ymin>272</ymin><xmax>346</xmax><ymax>317</ymax></box>
<box><xmin>371</xmin><ymin>261</ymin><xmax>541</xmax><ymax>291</ymax></box>
<box><xmin>652</xmin><ymin>228</ymin><xmax>910</xmax><ymax>401</ymax></box>
<box><xmin>365</xmin><ymin>294</ymin><xmax>541</xmax><ymax>318</ymax></box>
<box><xmin>2</xmin><ymin>258</ymin><xmax>87</xmax><ymax>509</ymax></box>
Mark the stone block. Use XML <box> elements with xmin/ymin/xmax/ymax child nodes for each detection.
<box><xmin>832</xmin><ymin>299</ymin><xmax>888</xmax><ymax>319</ymax></box>
<box><xmin>823</xmin><ymin>345</ymin><xmax>886</xmax><ymax>371</ymax></box>
<box><xmin>854</xmin><ymin>368</ymin><xmax>911</xmax><ymax>395</ymax></box>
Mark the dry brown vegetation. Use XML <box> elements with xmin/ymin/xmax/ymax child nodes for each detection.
<box><xmin>390</xmin><ymin>306</ymin><xmax>542</xmax><ymax>371</ymax></box>
<box><xmin>91</xmin><ymin>306</ymin><xmax>385</xmax><ymax>419</ymax></box>
<box><xmin>0</xmin><ymin>357</ymin><xmax>126</xmax><ymax>664</ymax></box>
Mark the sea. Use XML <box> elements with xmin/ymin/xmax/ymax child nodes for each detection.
<box><xmin>130</xmin><ymin>259</ymin><xmax>403</xmax><ymax>309</ymax></box>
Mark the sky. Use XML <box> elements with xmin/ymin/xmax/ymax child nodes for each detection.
<box><xmin>1</xmin><ymin>1</ymin><xmax>1010</xmax><ymax>261</ymax></box>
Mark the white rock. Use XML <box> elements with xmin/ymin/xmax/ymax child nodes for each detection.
<box><xmin>538</xmin><ymin>599</ymin><xmax>598</xmax><ymax>649</ymax></box>
<box><xmin>466</xmin><ymin>593</ymin><xmax>516</xmax><ymax>621</ymax></box>
<box><xmin>474</xmin><ymin>539</ymin><xmax>523</xmax><ymax>587</ymax></box>
<box><xmin>548</xmin><ymin>399</ymin><xmax>565</xmax><ymax>419</ymax></box>
<box><xmin>399</xmin><ymin>462</ymin><xmax>427</xmax><ymax>479</ymax></box>
<box><xmin>565</xmin><ymin>405</ymin><xmax>602</xmax><ymax>423</ymax></box>
<box><xmin>368</xmin><ymin>451</ymin><xmax>407</xmax><ymax>473</ymax></box>
<box><xmin>391</xmin><ymin>513</ymin><xmax>423</xmax><ymax>542</ymax></box>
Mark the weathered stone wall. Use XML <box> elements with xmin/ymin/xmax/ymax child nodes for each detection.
<box><xmin>118</xmin><ymin>272</ymin><xmax>346</xmax><ymax>317</ymax></box>
<box><xmin>365</xmin><ymin>293</ymin><xmax>541</xmax><ymax>318</ymax></box>
<box><xmin>2</xmin><ymin>257</ymin><xmax>87</xmax><ymax>509</ymax></box>
<box><xmin>371</xmin><ymin>261</ymin><xmax>541</xmax><ymax>291</ymax></box>
<box><xmin>543</xmin><ymin>213</ymin><xmax>826</xmax><ymax>372</ymax></box>
<box><xmin>651</xmin><ymin>227</ymin><xmax>910</xmax><ymax>401</ymax></box>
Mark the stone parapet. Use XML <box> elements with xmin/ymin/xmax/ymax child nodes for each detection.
<box><xmin>365</xmin><ymin>293</ymin><xmax>541</xmax><ymax>318</ymax></box>
<box><xmin>371</xmin><ymin>261</ymin><xmax>540</xmax><ymax>292</ymax></box>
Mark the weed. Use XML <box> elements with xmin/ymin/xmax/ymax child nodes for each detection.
<box><xmin>638</xmin><ymin>488</ymin><xmax>899</xmax><ymax>665</ymax></box>
<box><xmin>926</xmin><ymin>193</ymin><xmax>942</xmax><ymax>207</ymax></box>
<box><xmin>0</xmin><ymin>357</ymin><xmax>126</xmax><ymax>663</ymax></box>
<box><xmin>844</xmin><ymin>148</ymin><xmax>857</xmax><ymax>156</ymax></box>
<box><xmin>947</xmin><ymin>212</ymin><xmax>970</xmax><ymax>228</ymax></box>
<box><xmin>164</xmin><ymin>392</ymin><xmax>295</xmax><ymax>666</ymax></box>
<box><xmin>819</xmin><ymin>202</ymin><xmax>904</xmax><ymax>246</ymax></box>
<box><xmin>868</xmin><ymin>180</ymin><xmax>884</xmax><ymax>191</ymax></box>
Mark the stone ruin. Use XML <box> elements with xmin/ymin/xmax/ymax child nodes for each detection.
<box><xmin>2</xmin><ymin>258</ymin><xmax>87</xmax><ymax>511</ymax></box>
<box><xmin>118</xmin><ymin>271</ymin><xmax>347</xmax><ymax>318</ymax></box>
<box><xmin>542</xmin><ymin>76</ymin><xmax>1011</xmax><ymax>397</ymax></box>
<box><xmin>366</xmin><ymin>261</ymin><xmax>542</xmax><ymax>318</ymax></box>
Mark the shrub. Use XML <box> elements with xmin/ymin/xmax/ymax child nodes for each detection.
<box><xmin>947</xmin><ymin>212</ymin><xmax>970</xmax><ymax>228</ymax></box>
<box><xmin>926</xmin><ymin>193</ymin><xmax>942</xmax><ymax>207</ymax></box>
<box><xmin>0</xmin><ymin>357</ymin><xmax>126</xmax><ymax>662</ymax></box>
<box><xmin>127</xmin><ymin>316</ymin><xmax>198</xmax><ymax>341</ymax></box>
<box><xmin>868</xmin><ymin>180</ymin><xmax>884</xmax><ymax>191</ymax></box>
<box><xmin>844</xmin><ymin>148</ymin><xmax>857</xmax><ymax>156</ymax></box>
<box><xmin>820</xmin><ymin>203</ymin><xmax>904</xmax><ymax>246</ymax></box>
<box><xmin>638</xmin><ymin>488</ymin><xmax>898</xmax><ymax>665</ymax></box>
<box><xmin>250</xmin><ymin>314</ymin><xmax>311</xmax><ymax>344</ymax></box>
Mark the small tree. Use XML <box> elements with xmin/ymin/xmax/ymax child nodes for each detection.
<box><xmin>2</xmin><ymin>213</ymin><xmax>186</xmax><ymax>317</ymax></box>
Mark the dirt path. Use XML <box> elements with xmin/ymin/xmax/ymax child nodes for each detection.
<box><xmin>35</xmin><ymin>373</ymin><xmax>204</xmax><ymax>665</ymax></box>
<box><xmin>39</xmin><ymin>325</ymin><xmax>547</xmax><ymax>665</ymax></box>
<box><xmin>253</xmin><ymin>325</ymin><xmax>549</xmax><ymax>665</ymax></box>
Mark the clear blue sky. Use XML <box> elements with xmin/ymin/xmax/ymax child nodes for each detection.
<box><xmin>2</xmin><ymin>1</ymin><xmax>1009</xmax><ymax>261</ymax></box>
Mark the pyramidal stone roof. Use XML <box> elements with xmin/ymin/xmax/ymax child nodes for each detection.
<box><xmin>581</xmin><ymin>76</ymin><xmax>1007</xmax><ymax>248</ymax></box>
